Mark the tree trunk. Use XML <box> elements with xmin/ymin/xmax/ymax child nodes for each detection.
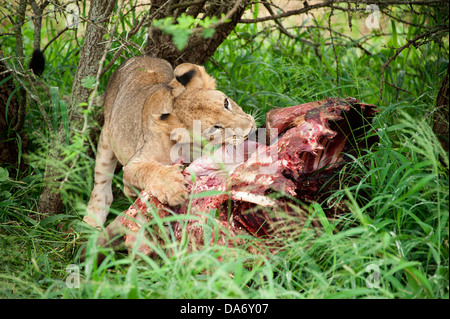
<box><xmin>144</xmin><ymin>0</ymin><xmax>250</xmax><ymax>66</ymax></box>
<box><xmin>0</xmin><ymin>54</ymin><xmax>27</xmax><ymax>168</ymax></box>
<box><xmin>70</xmin><ymin>0</ymin><xmax>117</xmax><ymax>113</ymax></box>
<box><xmin>433</xmin><ymin>68</ymin><xmax>449</xmax><ymax>152</ymax></box>
<box><xmin>37</xmin><ymin>126</ymin><xmax>66</xmax><ymax>216</ymax></box>
<box><xmin>38</xmin><ymin>0</ymin><xmax>117</xmax><ymax>216</ymax></box>
<box><xmin>0</xmin><ymin>0</ymin><xmax>28</xmax><ymax>169</ymax></box>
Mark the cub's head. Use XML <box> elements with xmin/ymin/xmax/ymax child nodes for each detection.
<box><xmin>159</xmin><ymin>63</ymin><xmax>256</xmax><ymax>146</ymax></box>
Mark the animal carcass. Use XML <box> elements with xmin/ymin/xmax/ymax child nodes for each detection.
<box><xmin>96</xmin><ymin>97</ymin><xmax>377</xmax><ymax>258</ymax></box>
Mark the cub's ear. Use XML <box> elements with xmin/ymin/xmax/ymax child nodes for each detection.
<box><xmin>149</xmin><ymin>112</ymin><xmax>186</xmax><ymax>136</ymax></box>
<box><xmin>174</xmin><ymin>63</ymin><xmax>216</xmax><ymax>91</ymax></box>
<box><xmin>175</xmin><ymin>69</ymin><xmax>197</xmax><ymax>87</ymax></box>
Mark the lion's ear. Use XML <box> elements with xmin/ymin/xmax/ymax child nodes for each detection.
<box><xmin>149</xmin><ymin>113</ymin><xmax>186</xmax><ymax>135</ymax></box>
<box><xmin>173</xmin><ymin>63</ymin><xmax>216</xmax><ymax>91</ymax></box>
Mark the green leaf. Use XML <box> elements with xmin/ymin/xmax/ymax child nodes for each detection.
<box><xmin>39</xmin><ymin>214</ymin><xmax>74</xmax><ymax>227</ymax></box>
<box><xmin>0</xmin><ymin>167</ymin><xmax>9</xmax><ymax>182</ymax></box>
<box><xmin>125</xmin><ymin>264</ymin><xmax>139</xmax><ymax>299</ymax></box>
<box><xmin>153</xmin><ymin>13</ymin><xmax>222</xmax><ymax>50</ymax></box>
<box><xmin>202</xmin><ymin>27</ymin><xmax>215</xmax><ymax>39</ymax></box>
<box><xmin>390</xmin><ymin>20</ymin><xmax>398</xmax><ymax>48</ymax></box>
<box><xmin>395</xmin><ymin>70</ymin><xmax>405</xmax><ymax>89</ymax></box>
<box><xmin>0</xmin><ymin>74</ymin><xmax>12</xmax><ymax>87</ymax></box>
<box><xmin>394</xmin><ymin>174</ymin><xmax>436</xmax><ymax>204</ymax></box>
<box><xmin>81</xmin><ymin>76</ymin><xmax>96</xmax><ymax>89</ymax></box>
<box><xmin>203</xmin><ymin>209</ymin><xmax>217</xmax><ymax>246</ymax></box>
<box><xmin>405</xmin><ymin>266</ymin><xmax>435</xmax><ymax>298</ymax></box>
<box><xmin>172</xmin><ymin>31</ymin><xmax>190</xmax><ymax>51</ymax></box>
<box><xmin>177</xmin><ymin>14</ymin><xmax>196</xmax><ymax>28</ymax></box>
<box><xmin>0</xmin><ymin>190</ymin><xmax>11</xmax><ymax>200</ymax></box>
<box><xmin>313</xmin><ymin>203</ymin><xmax>334</xmax><ymax>236</ymax></box>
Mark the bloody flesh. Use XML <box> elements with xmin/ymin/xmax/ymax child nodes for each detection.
<box><xmin>107</xmin><ymin>97</ymin><xmax>377</xmax><ymax>256</ymax></box>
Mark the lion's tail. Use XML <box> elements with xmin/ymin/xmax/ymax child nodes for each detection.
<box><xmin>29</xmin><ymin>49</ymin><xmax>45</xmax><ymax>76</ymax></box>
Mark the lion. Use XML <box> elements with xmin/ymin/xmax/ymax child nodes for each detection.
<box><xmin>84</xmin><ymin>55</ymin><xmax>256</xmax><ymax>228</ymax></box>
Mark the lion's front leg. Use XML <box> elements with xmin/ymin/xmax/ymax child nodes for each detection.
<box><xmin>123</xmin><ymin>160</ymin><xmax>189</xmax><ymax>207</ymax></box>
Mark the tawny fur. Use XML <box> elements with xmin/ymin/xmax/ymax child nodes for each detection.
<box><xmin>84</xmin><ymin>56</ymin><xmax>255</xmax><ymax>228</ymax></box>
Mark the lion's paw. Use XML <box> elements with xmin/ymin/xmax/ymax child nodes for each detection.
<box><xmin>149</xmin><ymin>165</ymin><xmax>189</xmax><ymax>206</ymax></box>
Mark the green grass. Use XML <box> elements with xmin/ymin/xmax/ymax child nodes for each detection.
<box><xmin>0</xmin><ymin>6</ymin><xmax>448</xmax><ymax>299</ymax></box>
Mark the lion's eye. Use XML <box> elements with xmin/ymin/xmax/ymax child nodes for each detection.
<box><xmin>224</xmin><ymin>98</ymin><xmax>231</xmax><ymax>110</ymax></box>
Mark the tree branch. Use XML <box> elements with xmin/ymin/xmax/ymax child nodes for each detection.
<box><xmin>100</xmin><ymin>5</ymin><xmax>152</xmax><ymax>78</ymax></box>
<box><xmin>239</xmin><ymin>0</ymin><xmax>446</xmax><ymax>23</ymax></box>
<box><xmin>239</xmin><ymin>1</ymin><xmax>336</xmax><ymax>23</ymax></box>
<box><xmin>42</xmin><ymin>26</ymin><xmax>72</xmax><ymax>53</ymax></box>
<box><xmin>378</xmin><ymin>26</ymin><xmax>449</xmax><ymax>102</ymax></box>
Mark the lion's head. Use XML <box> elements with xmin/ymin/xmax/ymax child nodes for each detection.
<box><xmin>152</xmin><ymin>63</ymin><xmax>256</xmax><ymax>147</ymax></box>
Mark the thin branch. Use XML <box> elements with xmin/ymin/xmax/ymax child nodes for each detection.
<box><xmin>42</xmin><ymin>26</ymin><xmax>72</xmax><ymax>53</ymax></box>
<box><xmin>249</xmin><ymin>1</ymin><xmax>286</xmax><ymax>13</ymax></box>
<box><xmin>346</xmin><ymin>1</ymin><xmax>352</xmax><ymax>30</ymax></box>
<box><xmin>328</xmin><ymin>3</ymin><xmax>340</xmax><ymax>94</ymax></box>
<box><xmin>239</xmin><ymin>0</ymin><xmax>446</xmax><ymax>23</ymax></box>
<box><xmin>385</xmin><ymin>80</ymin><xmax>413</xmax><ymax>101</ymax></box>
<box><xmin>239</xmin><ymin>1</ymin><xmax>336</xmax><ymax>23</ymax></box>
<box><xmin>262</xmin><ymin>2</ymin><xmax>293</xmax><ymax>38</ymax></box>
<box><xmin>100</xmin><ymin>5</ymin><xmax>152</xmax><ymax>77</ymax></box>
<box><xmin>121</xmin><ymin>1</ymin><xmax>152</xmax><ymax>18</ymax></box>
<box><xmin>213</xmin><ymin>0</ymin><xmax>245</xmax><ymax>28</ymax></box>
<box><xmin>378</xmin><ymin>26</ymin><xmax>449</xmax><ymax>102</ymax></box>
<box><xmin>184</xmin><ymin>0</ymin><xmax>246</xmax><ymax>39</ymax></box>
<box><xmin>143</xmin><ymin>0</ymin><xmax>174</xmax><ymax>27</ymax></box>
<box><xmin>380</xmin><ymin>7</ymin><xmax>427</xmax><ymax>28</ymax></box>
<box><xmin>303</xmin><ymin>25</ymin><xmax>373</xmax><ymax>56</ymax></box>
<box><xmin>257</xmin><ymin>2</ymin><xmax>323</xmax><ymax>47</ymax></box>
<box><xmin>173</xmin><ymin>0</ymin><xmax>246</xmax><ymax>52</ymax></box>
<box><xmin>168</xmin><ymin>0</ymin><xmax>206</xmax><ymax>12</ymax></box>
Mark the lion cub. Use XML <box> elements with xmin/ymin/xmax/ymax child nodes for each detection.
<box><xmin>84</xmin><ymin>56</ymin><xmax>255</xmax><ymax>228</ymax></box>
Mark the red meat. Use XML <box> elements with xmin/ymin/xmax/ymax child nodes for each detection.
<box><xmin>104</xmin><ymin>97</ymin><xmax>377</xmax><ymax>256</ymax></box>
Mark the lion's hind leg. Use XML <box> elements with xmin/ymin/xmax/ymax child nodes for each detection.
<box><xmin>85</xmin><ymin>131</ymin><xmax>117</xmax><ymax>228</ymax></box>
